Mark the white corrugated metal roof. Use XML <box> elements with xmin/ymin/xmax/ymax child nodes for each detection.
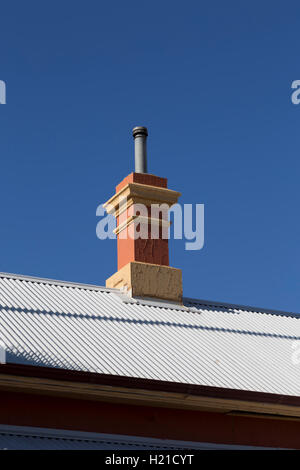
<box><xmin>0</xmin><ymin>272</ymin><xmax>299</xmax><ymax>396</ymax></box>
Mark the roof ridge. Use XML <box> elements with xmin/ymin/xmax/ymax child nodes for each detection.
<box><xmin>184</xmin><ymin>297</ymin><xmax>300</xmax><ymax>318</ymax></box>
<box><xmin>0</xmin><ymin>272</ymin><xmax>298</xmax><ymax>318</ymax></box>
<box><xmin>0</xmin><ymin>271</ymin><xmax>113</xmax><ymax>292</ymax></box>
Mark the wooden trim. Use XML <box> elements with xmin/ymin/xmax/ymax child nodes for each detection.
<box><xmin>227</xmin><ymin>411</ymin><xmax>300</xmax><ymax>422</ymax></box>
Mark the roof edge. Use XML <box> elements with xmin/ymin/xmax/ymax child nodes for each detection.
<box><xmin>0</xmin><ymin>363</ymin><xmax>300</xmax><ymax>409</ymax></box>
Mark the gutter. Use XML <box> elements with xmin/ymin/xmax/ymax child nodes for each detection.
<box><xmin>0</xmin><ymin>363</ymin><xmax>299</xmax><ymax>419</ymax></box>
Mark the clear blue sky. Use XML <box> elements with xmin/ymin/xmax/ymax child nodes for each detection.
<box><xmin>0</xmin><ymin>1</ymin><xmax>299</xmax><ymax>312</ymax></box>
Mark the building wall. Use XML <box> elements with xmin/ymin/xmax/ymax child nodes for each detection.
<box><xmin>0</xmin><ymin>390</ymin><xmax>299</xmax><ymax>449</ymax></box>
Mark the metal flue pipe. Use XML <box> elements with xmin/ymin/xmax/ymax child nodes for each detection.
<box><xmin>132</xmin><ymin>126</ymin><xmax>148</xmax><ymax>173</ymax></box>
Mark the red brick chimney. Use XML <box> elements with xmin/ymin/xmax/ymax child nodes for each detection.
<box><xmin>104</xmin><ymin>127</ymin><xmax>182</xmax><ymax>303</ymax></box>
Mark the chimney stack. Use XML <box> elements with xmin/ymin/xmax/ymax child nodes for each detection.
<box><xmin>104</xmin><ymin>127</ymin><xmax>183</xmax><ymax>303</ymax></box>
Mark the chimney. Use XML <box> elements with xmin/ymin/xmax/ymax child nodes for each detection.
<box><xmin>133</xmin><ymin>126</ymin><xmax>148</xmax><ymax>173</ymax></box>
<box><xmin>104</xmin><ymin>127</ymin><xmax>183</xmax><ymax>303</ymax></box>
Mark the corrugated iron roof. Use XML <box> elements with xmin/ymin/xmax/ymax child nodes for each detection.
<box><xmin>0</xmin><ymin>272</ymin><xmax>299</xmax><ymax>396</ymax></box>
<box><xmin>0</xmin><ymin>425</ymin><xmax>273</xmax><ymax>450</ymax></box>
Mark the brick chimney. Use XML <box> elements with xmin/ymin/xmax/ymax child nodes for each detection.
<box><xmin>104</xmin><ymin>127</ymin><xmax>182</xmax><ymax>303</ymax></box>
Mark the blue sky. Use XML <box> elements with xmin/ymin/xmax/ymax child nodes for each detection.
<box><xmin>0</xmin><ymin>1</ymin><xmax>299</xmax><ymax>312</ymax></box>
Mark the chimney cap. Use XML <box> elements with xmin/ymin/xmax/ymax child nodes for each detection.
<box><xmin>132</xmin><ymin>126</ymin><xmax>148</xmax><ymax>138</ymax></box>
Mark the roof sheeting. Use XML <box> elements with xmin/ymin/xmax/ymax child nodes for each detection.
<box><xmin>0</xmin><ymin>273</ymin><xmax>299</xmax><ymax>396</ymax></box>
<box><xmin>0</xmin><ymin>425</ymin><xmax>273</xmax><ymax>450</ymax></box>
